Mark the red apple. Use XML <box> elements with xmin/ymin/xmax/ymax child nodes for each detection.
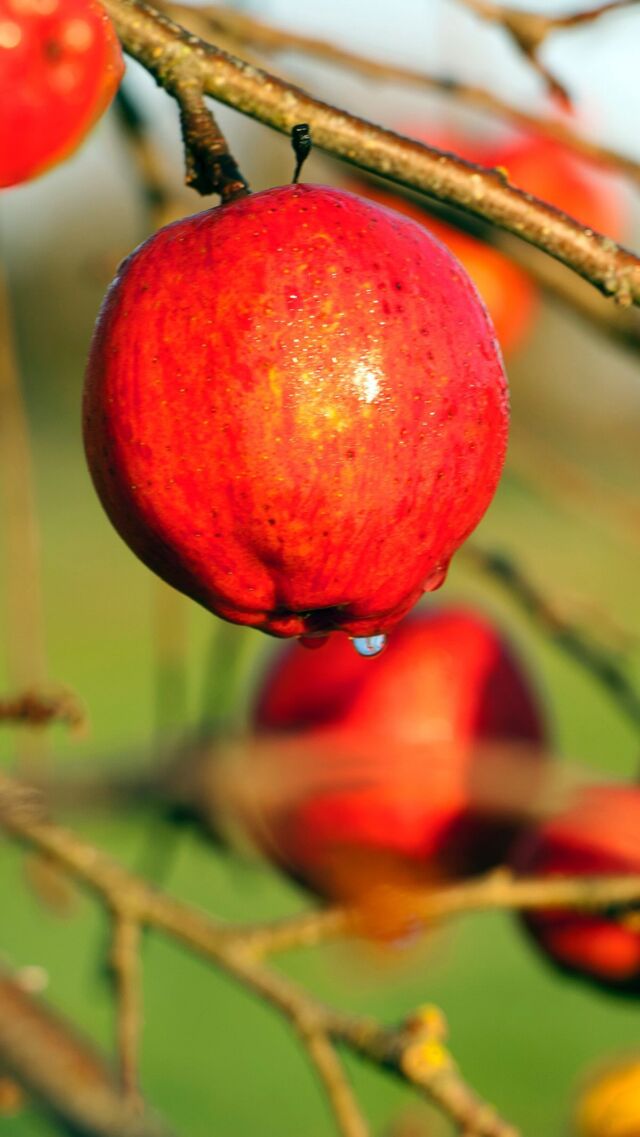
<box><xmin>512</xmin><ymin>784</ymin><xmax>640</xmax><ymax>990</ymax></box>
<box><xmin>83</xmin><ymin>185</ymin><xmax>509</xmax><ymax>641</ymax></box>
<box><xmin>246</xmin><ymin>608</ymin><xmax>548</xmax><ymax>912</ymax></box>
<box><xmin>0</xmin><ymin>0</ymin><xmax>124</xmax><ymax>188</ymax></box>
<box><xmin>345</xmin><ymin>179</ymin><xmax>537</xmax><ymax>357</ymax></box>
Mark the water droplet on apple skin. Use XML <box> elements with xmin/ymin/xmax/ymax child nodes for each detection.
<box><xmin>352</xmin><ymin>634</ymin><xmax>387</xmax><ymax>657</ymax></box>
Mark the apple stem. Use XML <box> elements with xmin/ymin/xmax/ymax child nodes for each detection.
<box><xmin>291</xmin><ymin>122</ymin><xmax>312</xmax><ymax>184</ymax></box>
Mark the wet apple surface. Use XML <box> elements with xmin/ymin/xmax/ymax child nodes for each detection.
<box><xmin>84</xmin><ymin>184</ymin><xmax>509</xmax><ymax>639</ymax></box>
<box><xmin>345</xmin><ymin>178</ymin><xmax>538</xmax><ymax>357</ymax></box>
<box><xmin>0</xmin><ymin>0</ymin><xmax>123</xmax><ymax>187</ymax></box>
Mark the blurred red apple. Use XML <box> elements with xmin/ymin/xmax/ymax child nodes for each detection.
<box><xmin>257</xmin><ymin>606</ymin><xmax>545</xmax><ymax>743</ymax></box>
<box><xmin>246</xmin><ymin>608</ymin><xmax>548</xmax><ymax>920</ymax></box>
<box><xmin>84</xmin><ymin>184</ymin><xmax>509</xmax><ymax>642</ymax></box>
<box><xmin>345</xmin><ymin>179</ymin><xmax>537</xmax><ymax>357</ymax></box>
<box><xmin>512</xmin><ymin>784</ymin><xmax>640</xmax><ymax>990</ymax></box>
<box><xmin>0</xmin><ymin>0</ymin><xmax>124</xmax><ymax>188</ymax></box>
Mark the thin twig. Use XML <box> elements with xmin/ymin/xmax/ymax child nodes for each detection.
<box><xmin>458</xmin><ymin>0</ymin><xmax>639</xmax><ymax>102</ymax></box>
<box><xmin>296</xmin><ymin>1020</ymin><xmax>371</xmax><ymax>1137</ymax></box>
<box><xmin>102</xmin><ymin>0</ymin><xmax>640</xmax><ymax>307</ymax></box>
<box><xmin>110</xmin><ymin>914</ymin><xmax>143</xmax><ymax>1106</ymax></box>
<box><xmin>219</xmin><ymin>866</ymin><xmax>640</xmax><ymax>959</ymax></box>
<box><xmin>464</xmin><ymin>546</ymin><xmax>640</xmax><ymax>732</ymax></box>
<box><xmin>159</xmin><ymin>0</ymin><xmax>640</xmax><ymax>187</ymax></box>
<box><xmin>0</xmin><ymin>968</ymin><xmax>173</xmax><ymax>1137</ymax></box>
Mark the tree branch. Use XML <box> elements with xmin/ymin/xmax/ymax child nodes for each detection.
<box><xmin>102</xmin><ymin>0</ymin><xmax>640</xmax><ymax>307</ymax></box>
<box><xmin>109</xmin><ymin>914</ymin><xmax>143</xmax><ymax>1106</ymax></box>
<box><xmin>175</xmin><ymin>81</ymin><xmax>249</xmax><ymax>200</ymax></box>
<box><xmin>0</xmin><ymin>968</ymin><xmax>173</xmax><ymax>1137</ymax></box>
<box><xmin>158</xmin><ymin>0</ymin><xmax>640</xmax><ymax>188</ymax></box>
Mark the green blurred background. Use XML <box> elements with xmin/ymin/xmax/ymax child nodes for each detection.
<box><xmin>1</xmin><ymin>1</ymin><xmax>640</xmax><ymax>1133</ymax></box>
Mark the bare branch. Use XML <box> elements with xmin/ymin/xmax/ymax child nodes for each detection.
<box><xmin>114</xmin><ymin>14</ymin><xmax>249</xmax><ymax>200</ymax></box>
<box><xmin>102</xmin><ymin>0</ymin><xmax>640</xmax><ymax>308</ymax></box>
<box><xmin>175</xmin><ymin>81</ymin><xmax>249</xmax><ymax>200</ymax></box>
<box><xmin>110</xmin><ymin>915</ymin><xmax>143</xmax><ymax>1106</ymax></box>
<box><xmin>159</xmin><ymin>0</ymin><xmax>640</xmax><ymax>187</ymax></box>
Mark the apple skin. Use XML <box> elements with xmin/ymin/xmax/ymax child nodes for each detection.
<box><xmin>83</xmin><ymin>184</ymin><xmax>509</xmax><ymax>640</ymax></box>
<box><xmin>0</xmin><ymin>0</ymin><xmax>124</xmax><ymax>188</ymax></box>
<box><xmin>512</xmin><ymin>784</ymin><xmax>640</xmax><ymax>991</ymax></box>
<box><xmin>345</xmin><ymin>179</ymin><xmax>537</xmax><ymax>357</ymax></box>
<box><xmin>247</xmin><ymin>608</ymin><xmax>548</xmax><ymax>904</ymax></box>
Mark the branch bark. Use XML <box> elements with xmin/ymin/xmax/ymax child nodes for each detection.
<box><xmin>0</xmin><ymin>969</ymin><xmax>173</xmax><ymax>1137</ymax></box>
<box><xmin>158</xmin><ymin>0</ymin><xmax>640</xmax><ymax>188</ymax></box>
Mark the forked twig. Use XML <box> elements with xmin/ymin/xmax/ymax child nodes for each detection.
<box><xmin>158</xmin><ymin>0</ymin><xmax>640</xmax><ymax>187</ymax></box>
<box><xmin>458</xmin><ymin>0</ymin><xmax>639</xmax><ymax>102</ymax></box>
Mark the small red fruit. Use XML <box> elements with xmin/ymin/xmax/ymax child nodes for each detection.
<box><xmin>0</xmin><ymin>0</ymin><xmax>123</xmax><ymax>188</ymax></box>
<box><xmin>512</xmin><ymin>784</ymin><xmax>640</xmax><ymax>990</ymax></box>
<box><xmin>83</xmin><ymin>185</ymin><xmax>509</xmax><ymax>641</ymax></box>
<box><xmin>247</xmin><ymin>608</ymin><xmax>547</xmax><ymax>909</ymax></box>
